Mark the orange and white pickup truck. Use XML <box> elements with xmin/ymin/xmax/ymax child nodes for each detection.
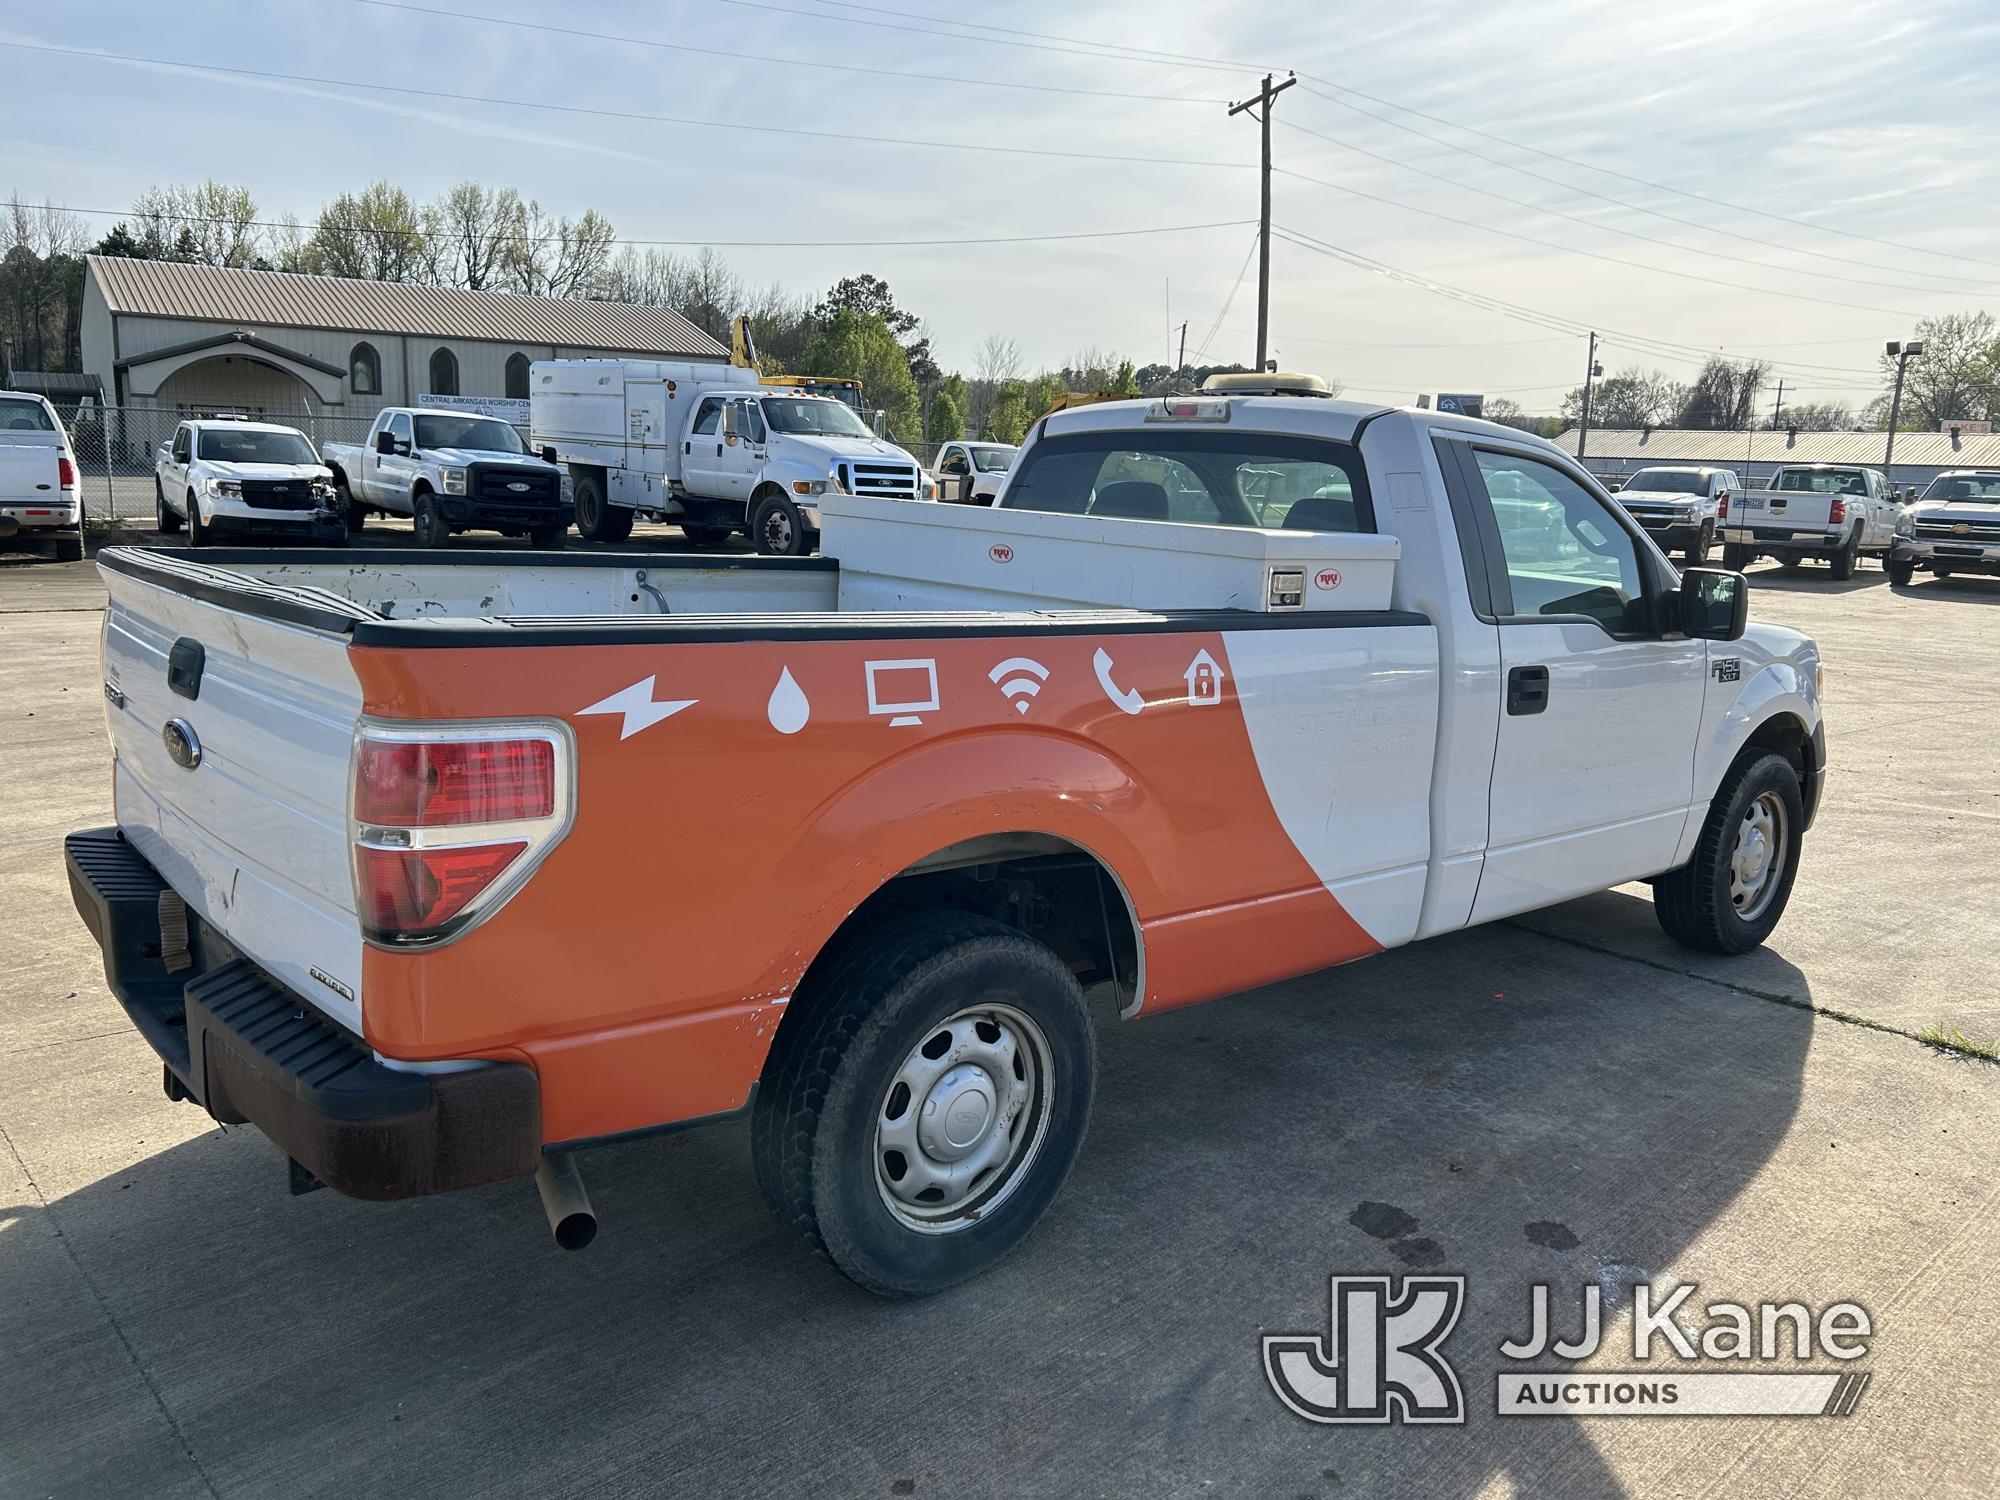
<box><xmin>67</xmin><ymin>388</ymin><xmax>1825</xmax><ymax>1295</ymax></box>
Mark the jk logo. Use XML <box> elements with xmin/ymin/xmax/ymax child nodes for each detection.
<box><xmin>1263</xmin><ymin>1275</ymin><xmax>1467</xmax><ymax>1425</ymax></box>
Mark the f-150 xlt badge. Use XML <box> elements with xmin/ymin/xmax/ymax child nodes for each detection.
<box><xmin>1712</xmin><ymin>658</ymin><xmax>1741</xmax><ymax>683</ymax></box>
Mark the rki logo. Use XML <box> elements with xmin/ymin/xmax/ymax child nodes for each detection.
<box><xmin>1314</xmin><ymin>568</ymin><xmax>1342</xmax><ymax>591</ymax></box>
<box><xmin>989</xmin><ymin>544</ymin><xmax>1015</xmax><ymax>564</ymax></box>
<box><xmin>1263</xmin><ymin>1275</ymin><xmax>1465</xmax><ymax>1424</ymax></box>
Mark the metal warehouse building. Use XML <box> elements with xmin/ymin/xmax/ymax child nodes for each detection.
<box><xmin>1554</xmin><ymin>426</ymin><xmax>2000</xmax><ymax>494</ymax></box>
<box><xmin>80</xmin><ymin>255</ymin><xmax>726</xmax><ymax>437</ymax></box>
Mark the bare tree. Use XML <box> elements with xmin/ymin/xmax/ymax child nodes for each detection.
<box><xmin>306</xmin><ymin>182</ymin><xmax>429</xmax><ymax>281</ymax></box>
<box><xmin>974</xmin><ymin>334</ymin><xmax>1021</xmax><ymax>384</ymax></box>
<box><xmin>129</xmin><ymin>181</ymin><xmax>260</xmax><ymax>267</ymax></box>
<box><xmin>434</xmin><ymin>182</ymin><xmax>522</xmax><ymax>291</ymax></box>
<box><xmin>504</xmin><ymin>201</ymin><xmax>616</xmax><ymax>298</ymax></box>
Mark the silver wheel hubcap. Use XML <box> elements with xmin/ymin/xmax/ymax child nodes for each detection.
<box><xmin>1729</xmin><ymin>791</ymin><xmax>1788</xmax><ymax>922</ymax></box>
<box><xmin>764</xmin><ymin>508</ymin><xmax>793</xmax><ymax>551</ymax></box>
<box><xmin>875</xmin><ymin>1004</ymin><xmax>1052</xmax><ymax>1234</ymax></box>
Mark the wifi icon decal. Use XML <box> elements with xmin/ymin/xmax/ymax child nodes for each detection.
<box><xmin>988</xmin><ymin>656</ymin><xmax>1051</xmax><ymax>715</ymax></box>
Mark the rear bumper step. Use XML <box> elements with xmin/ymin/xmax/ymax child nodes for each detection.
<box><xmin>65</xmin><ymin>826</ymin><xmax>541</xmax><ymax>1200</ymax></box>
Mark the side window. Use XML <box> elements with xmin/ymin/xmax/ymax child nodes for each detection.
<box><xmin>738</xmin><ymin>399</ymin><xmax>766</xmax><ymax>444</ymax></box>
<box><xmin>172</xmin><ymin>427</ymin><xmax>189</xmax><ymax>462</ymax></box>
<box><xmin>388</xmin><ymin>413</ymin><xmax>413</xmax><ymax>447</ymax></box>
<box><xmin>692</xmin><ymin>398</ymin><xmax>723</xmax><ymax>437</ymax></box>
<box><xmin>1471</xmin><ymin>450</ymin><xmax>1647</xmax><ymax>633</ymax></box>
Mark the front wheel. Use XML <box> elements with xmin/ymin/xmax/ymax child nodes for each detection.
<box><xmin>751</xmin><ymin>491</ymin><xmax>812</xmax><ymax>556</ymax></box>
<box><xmin>1654</xmin><ymin>751</ymin><xmax>1804</xmax><ymax>955</ymax></box>
<box><xmin>186</xmin><ymin>493</ymin><xmax>208</xmax><ymax>548</ymax></box>
<box><xmin>412</xmin><ymin>491</ymin><xmax>451</xmax><ymax>549</ymax></box>
<box><xmin>1721</xmin><ymin>542</ymin><xmax>1754</xmax><ymax>571</ymax></box>
<box><xmin>1885</xmin><ymin>557</ymin><xmax>1916</xmax><ymax>587</ymax></box>
<box><xmin>1683</xmin><ymin>523</ymin><xmax>1712</xmax><ymax>566</ymax></box>
<box><xmin>752</xmin><ymin>913</ymin><xmax>1097</xmax><ymax>1298</ymax></box>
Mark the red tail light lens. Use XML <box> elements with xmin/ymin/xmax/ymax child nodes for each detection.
<box><xmin>357</xmin><ymin>843</ymin><xmax>526</xmax><ymax>934</ymax></box>
<box><xmin>58</xmin><ymin>455</ymin><xmax>77</xmax><ymax>489</ymax></box>
<box><xmin>355</xmin><ymin>736</ymin><xmax>554</xmax><ymax>826</ymax></box>
<box><xmin>1716</xmin><ymin>492</ymin><xmax>1729</xmax><ymax>518</ymax></box>
<box><xmin>1829</xmin><ymin>498</ymin><xmax>1847</xmax><ymax>525</ymax></box>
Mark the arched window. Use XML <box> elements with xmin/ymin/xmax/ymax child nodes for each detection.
<box><xmin>349</xmin><ymin>342</ymin><xmax>380</xmax><ymax>396</ymax></box>
<box><xmin>428</xmin><ymin>346</ymin><xmax>459</xmax><ymax>397</ymax></box>
<box><xmin>505</xmin><ymin>352</ymin><xmax>531</xmax><ymax>401</ymax></box>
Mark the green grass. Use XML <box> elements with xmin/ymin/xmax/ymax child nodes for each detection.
<box><xmin>1915</xmin><ymin>1024</ymin><xmax>2000</xmax><ymax>1063</ymax></box>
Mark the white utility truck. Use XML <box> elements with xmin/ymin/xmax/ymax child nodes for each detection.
<box><xmin>321</xmin><ymin>408</ymin><xmax>568</xmax><ymax>549</ymax></box>
<box><xmin>0</xmin><ymin>389</ymin><xmax>84</xmax><ymax>560</ymax></box>
<box><xmin>1720</xmin><ymin>463</ymin><xmax>1900</xmax><ymax>577</ymax></box>
<box><xmin>154</xmin><ymin>417</ymin><xmax>344</xmax><ymax>547</ymax></box>
<box><xmin>68</xmin><ymin>387</ymin><xmax>1824</xmax><ymax>1295</ymax></box>
<box><xmin>928</xmin><ymin>440</ymin><xmax>1017</xmax><ymax>505</ymax></box>
<box><xmin>530</xmin><ymin>359</ymin><xmax>926</xmax><ymax>554</ymax></box>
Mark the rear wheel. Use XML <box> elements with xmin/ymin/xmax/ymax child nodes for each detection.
<box><xmin>751</xmin><ymin>490</ymin><xmax>811</xmax><ymax>556</ymax></box>
<box><xmin>1683</xmin><ymin>523</ymin><xmax>1713</xmax><ymax>566</ymax></box>
<box><xmin>752</xmin><ymin>913</ymin><xmax>1097</xmax><ymax>1298</ymax></box>
<box><xmin>337</xmin><ymin>478</ymin><xmax>366</xmax><ymax>531</ymax></box>
<box><xmin>1828</xmin><ymin>527</ymin><xmax>1862</xmax><ymax>580</ymax></box>
<box><xmin>1721</xmin><ymin>543</ymin><xmax>1754</xmax><ymax>571</ymax></box>
<box><xmin>573</xmin><ymin>471</ymin><xmax>634</xmax><ymax>543</ymax></box>
<box><xmin>155</xmin><ymin>478</ymin><xmax>182</xmax><ymax>534</ymax></box>
<box><xmin>1655</xmin><ymin>751</ymin><xmax>1804</xmax><ymax>955</ymax></box>
<box><xmin>412</xmin><ymin>490</ymin><xmax>451</xmax><ymax>549</ymax></box>
<box><xmin>55</xmin><ymin>534</ymin><xmax>84</xmax><ymax>562</ymax></box>
<box><xmin>1885</xmin><ymin>557</ymin><xmax>1916</xmax><ymax>587</ymax></box>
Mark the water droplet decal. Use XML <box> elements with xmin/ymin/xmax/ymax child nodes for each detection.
<box><xmin>767</xmin><ymin>667</ymin><xmax>810</xmax><ymax>734</ymax></box>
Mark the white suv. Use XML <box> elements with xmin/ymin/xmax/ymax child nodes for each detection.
<box><xmin>156</xmin><ymin>419</ymin><xmax>345</xmax><ymax>546</ymax></box>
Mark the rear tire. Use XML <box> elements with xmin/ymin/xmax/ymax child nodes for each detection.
<box><xmin>55</xmin><ymin>534</ymin><xmax>84</xmax><ymax>562</ymax></box>
<box><xmin>573</xmin><ymin>471</ymin><xmax>634</xmax><ymax>543</ymax></box>
<box><xmin>752</xmin><ymin>913</ymin><xmax>1097</xmax><ymax>1298</ymax></box>
<box><xmin>1655</xmin><ymin>750</ymin><xmax>1804</xmax><ymax>955</ymax></box>
<box><xmin>1828</xmin><ymin>527</ymin><xmax>1861</xmax><ymax>580</ymax></box>
<box><xmin>337</xmin><ymin>478</ymin><xmax>366</xmax><ymax>531</ymax></box>
<box><xmin>1721</xmin><ymin>543</ymin><xmax>1754</xmax><ymax>571</ymax></box>
<box><xmin>1885</xmin><ymin>557</ymin><xmax>1916</xmax><ymax>587</ymax></box>
<box><xmin>155</xmin><ymin>478</ymin><xmax>182</xmax><ymax>534</ymax></box>
<box><xmin>412</xmin><ymin>490</ymin><xmax>450</xmax><ymax>549</ymax></box>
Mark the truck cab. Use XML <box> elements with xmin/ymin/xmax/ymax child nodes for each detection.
<box><xmin>154</xmin><ymin>417</ymin><xmax>344</xmax><ymax>547</ymax></box>
<box><xmin>930</xmin><ymin>441</ymin><xmax>1018</xmax><ymax>505</ymax></box>
<box><xmin>531</xmin><ymin>359</ymin><xmax>926</xmax><ymax>554</ymax></box>
<box><xmin>322</xmin><ymin>408</ymin><xmax>568</xmax><ymax>549</ymax></box>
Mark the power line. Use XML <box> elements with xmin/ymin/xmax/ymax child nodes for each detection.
<box><xmin>1275</xmin><ymin>117</ymin><xmax>1995</xmax><ymax>302</ymax></box>
<box><xmin>344</xmin><ymin>0</ymin><xmax>1229</xmax><ymax>104</ymax></box>
<box><xmin>1192</xmin><ymin>231</ymin><xmax>1260</xmax><ymax>364</ymax></box>
<box><xmin>2</xmin><ymin>41</ymin><xmax>1251</xmax><ymax>171</ymax></box>
<box><xmin>1289</xmin><ymin>81</ymin><xmax>1999</xmax><ymax>292</ymax></box>
<box><xmin>8</xmin><ymin>199</ymin><xmax>1253</xmax><ymax>252</ymax></box>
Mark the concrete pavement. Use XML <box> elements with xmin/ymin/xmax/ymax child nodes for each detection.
<box><xmin>0</xmin><ymin>547</ymin><xmax>1994</xmax><ymax>1498</ymax></box>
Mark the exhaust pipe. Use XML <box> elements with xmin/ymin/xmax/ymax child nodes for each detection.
<box><xmin>534</xmin><ymin>1153</ymin><xmax>597</xmax><ymax>1250</ymax></box>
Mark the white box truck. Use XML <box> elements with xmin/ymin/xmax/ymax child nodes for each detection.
<box><xmin>529</xmin><ymin>359</ymin><xmax>926</xmax><ymax>554</ymax></box>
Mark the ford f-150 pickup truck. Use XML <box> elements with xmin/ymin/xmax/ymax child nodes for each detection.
<box><xmin>67</xmin><ymin>391</ymin><xmax>1824</xmax><ymax>1297</ymax></box>
<box><xmin>0</xmin><ymin>389</ymin><xmax>84</xmax><ymax>560</ymax></box>
<box><xmin>322</xmin><ymin>408</ymin><xmax>569</xmax><ymax>549</ymax></box>
<box><xmin>155</xmin><ymin>418</ymin><xmax>345</xmax><ymax>547</ymax></box>
<box><xmin>1719</xmin><ymin>463</ymin><xmax>1899</xmax><ymax>578</ymax></box>
<box><xmin>1886</xmin><ymin>469</ymin><xmax>2000</xmax><ymax>586</ymax></box>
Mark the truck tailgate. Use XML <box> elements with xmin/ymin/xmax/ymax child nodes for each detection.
<box><xmin>101</xmin><ymin>565</ymin><xmax>367</xmax><ymax>1033</ymax></box>
<box><xmin>0</xmin><ymin>441</ymin><xmax>60</xmax><ymax>501</ymax></box>
<box><xmin>1735</xmin><ymin>489</ymin><xmax>1836</xmax><ymax>530</ymax></box>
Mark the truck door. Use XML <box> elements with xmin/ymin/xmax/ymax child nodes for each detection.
<box><xmin>682</xmin><ymin>395</ymin><xmax>728</xmax><ymax>497</ymax></box>
<box><xmin>165</xmin><ymin>425</ymin><xmax>190</xmax><ymax>496</ymax></box>
<box><xmin>375</xmin><ymin>412</ymin><xmax>415</xmax><ymax>510</ymax></box>
<box><xmin>724</xmin><ymin>397</ymin><xmax>768</xmax><ymax>500</ymax></box>
<box><xmin>1436</xmin><ymin>440</ymin><xmax>1706</xmax><ymax>922</ymax></box>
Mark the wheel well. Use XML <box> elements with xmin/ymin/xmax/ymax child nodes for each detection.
<box><xmin>751</xmin><ymin>481</ymin><xmax>789</xmax><ymax>507</ymax></box>
<box><xmin>778</xmin><ymin>835</ymin><xmax>1143</xmax><ymax>1050</ymax></box>
<box><xmin>1743</xmin><ymin>713</ymin><xmax>1813</xmax><ymax>783</ymax></box>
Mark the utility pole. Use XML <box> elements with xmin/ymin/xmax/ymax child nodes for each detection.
<box><xmin>1770</xmin><ymin>379</ymin><xmax>1785</xmax><ymax>429</ymax></box>
<box><xmin>1177</xmin><ymin>321</ymin><xmax>1188</xmax><ymax>374</ymax></box>
<box><xmin>1229</xmin><ymin>71</ymin><xmax>1296</xmax><ymax>373</ymax></box>
<box><xmin>1576</xmin><ymin>331</ymin><xmax>1603</xmax><ymax>467</ymax></box>
<box><xmin>1883</xmin><ymin>339</ymin><xmax>1925</xmax><ymax>474</ymax></box>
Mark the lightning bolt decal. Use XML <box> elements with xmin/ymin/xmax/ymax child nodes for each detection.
<box><xmin>578</xmin><ymin>675</ymin><xmax>698</xmax><ymax>740</ymax></box>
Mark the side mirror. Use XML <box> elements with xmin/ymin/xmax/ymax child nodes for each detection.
<box><xmin>539</xmin><ymin>445</ymin><xmax>558</xmax><ymax>465</ymax></box>
<box><xmin>374</xmin><ymin>430</ymin><xmax>396</xmax><ymax>455</ymax></box>
<box><xmin>1680</xmin><ymin>567</ymin><xmax>1748</xmax><ymax>642</ymax></box>
<box><xmin>720</xmin><ymin>404</ymin><xmax>740</xmax><ymax>439</ymax></box>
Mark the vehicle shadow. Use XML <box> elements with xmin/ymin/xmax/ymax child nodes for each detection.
<box><xmin>1892</xmin><ymin>574</ymin><xmax>2000</xmax><ymax>604</ymax></box>
<box><xmin>1742</xmin><ymin>562</ymin><xmax>1887</xmax><ymax>595</ymax></box>
<box><xmin>0</xmin><ymin>917</ymin><xmax>1814</xmax><ymax>1499</ymax></box>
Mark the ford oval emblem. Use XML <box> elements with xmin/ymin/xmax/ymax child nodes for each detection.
<box><xmin>1314</xmin><ymin>567</ymin><xmax>1342</xmax><ymax>590</ymax></box>
<box><xmin>508</xmin><ymin>481</ymin><xmax>529</xmax><ymax>493</ymax></box>
<box><xmin>162</xmin><ymin>718</ymin><xmax>202</xmax><ymax>771</ymax></box>
<box><xmin>989</xmin><ymin>544</ymin><xmax>1014</xmax><ymax>564</ymax></box>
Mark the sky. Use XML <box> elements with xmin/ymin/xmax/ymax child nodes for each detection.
<box><xmin>5</xmin><ymin>0</ymin><xmax>2000</xmax><ymax>413</ymax></box>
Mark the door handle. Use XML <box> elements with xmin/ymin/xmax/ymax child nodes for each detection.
<box><xmin>1507</xmin><ymin>664</ymin><xmax>1550</xmax><ymax>716</ymax></box>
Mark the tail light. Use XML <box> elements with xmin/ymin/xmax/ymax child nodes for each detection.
<box><xmin>351</xmin><ymin>722</ymin><xmax>573</xmax><ymax>946</ymax></box>
<box><xmin>1716</xmin><ymin>491</ymin><xmax>1729</xmax><ymax>519</ymax></box>
<box><xmin>1829</xmin><ymin>498</ymin><xmax>1847</xmax><ymax>525</ymax></box>
<box><xmin>58</xmin><ymin>455</ymin><xmax>77</xmax><ymax>491</ymax></box>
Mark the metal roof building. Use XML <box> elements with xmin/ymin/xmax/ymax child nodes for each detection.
<box><xmin>1553</xmin><ymin>426</ymin><xmax>2000</xmax><ymax>493</ymax></box>
<box><xmin>80</xmin><ymin>255</ymin><xmax>726</xmax><ymax>432</ymax></box>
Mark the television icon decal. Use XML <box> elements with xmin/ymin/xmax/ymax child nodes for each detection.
<box><xmin>866</xmin><ymin>658</ymin><xmax>941</xmax><ymax>727</ymax></box>
<box><xmin>1184</xmin><ymin>649</ymin><xmax>1224</xmax><ymax>706</ymax></box>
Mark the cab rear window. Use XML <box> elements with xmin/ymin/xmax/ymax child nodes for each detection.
<box><xmin>1000</xmin><ymin>429</ymin><xmax>1373</xmax><ymax>532</ymax></box>
<box><xmin>0</xmin><ymin>398</ymin><xmax>55</xmax><ymax>432</ymax></box>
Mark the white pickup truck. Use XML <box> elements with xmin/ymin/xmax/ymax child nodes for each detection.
<box><xmin>0</xmin><ymin>389</ymin><xmax>83</xmax><ymax>560</ymax></box>
<box><xmin>322</xmin><ymin>408</ymin><xmax>569</xmax><ymax>548</ymax></box>
<box><xmin>155</xmin><ymin>418</ymin><xmax>345</xmax><ymax>547</ymax></box>
<box><xmin>67</xmin><ymin>390</ymin><xmax>1824</xmax><ymax>1296</ymax></box>
<box><xmin>1719</xmin><ymin>463</ymin><xmax>1899</xmax><ymax>578</ymax></box>
<box><xmin>530</xmin><ymin>359</ymin><xmax>927</xmax><ymax>555</ymax></box>
<box><xmin>1887</xmin><ymin>469</ymin><xmax>2000</xmax><ymax>586</ymax></box>
<box><xmin>928</xmin><ymin>440</ymin><xmax>1017</xmax><ymax>505</ymax></box>
<box><xmin>1610</xmin><ymin>465</ymin><xmax>1739</xmax><ymax>565</ymax></box>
